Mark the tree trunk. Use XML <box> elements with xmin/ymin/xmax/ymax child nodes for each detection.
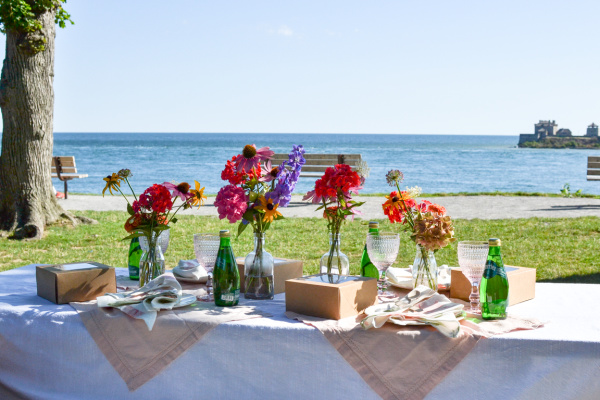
<box><xmin>0</xmin><ymin>9</ymin><xmax>68</xmax><ymax>239</ymax></box>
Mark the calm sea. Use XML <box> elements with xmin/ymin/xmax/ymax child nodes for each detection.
<box><xmin>42</xmin><ymin>133</ymin><xmax>600</xmax><ymax>195</ymax></box>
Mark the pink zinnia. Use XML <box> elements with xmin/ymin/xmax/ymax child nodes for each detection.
<box><xmin>235</xmin><ymin>144</ymin><xmax>274</xmax><ymax>173</ymax></box>
<box><xmin>214</xmin><ymin>185</ymin><xmax>248</xmax><ymax>223</ymax></box>
<box><xmin>162</xmin><ymin>182</ymin><xmax>193</xmax><ymax>201</ymax></box>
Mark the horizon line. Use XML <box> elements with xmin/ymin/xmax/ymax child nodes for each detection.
<box><xmin>47</xmin><ymin>131</ymin><xmax>520</xmax><ymax>136</ymax></box>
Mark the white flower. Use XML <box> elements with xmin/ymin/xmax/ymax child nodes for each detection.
<box><xmin>405</xmin><ymin>186</ymin><xmax>422</xmax><ymax>198</ymax></box>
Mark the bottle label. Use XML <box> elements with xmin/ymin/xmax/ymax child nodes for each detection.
<box><xmin>483</xmin><ymin>261</ymin><xmax>507</xmax><ymax>280</ymax></box>
<box><xmin>220</xmin><ymin>290</ymin><xmax>240</xmax><ymax>303</ymax></box>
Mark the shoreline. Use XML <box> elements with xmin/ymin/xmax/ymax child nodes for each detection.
<box><xmin>60</xmin><ymin>194</ymin><xmax>600</xmax><ymax>220</ymax></box>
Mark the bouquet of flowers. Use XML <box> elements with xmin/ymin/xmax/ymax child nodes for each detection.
<box><xmin>304</xmin><ymin>164</ymin><xmax>365</xmax><ymax>276</ymax></box>
<box><xmin>382</xmin><ymin>170</ymin><xmax>455</xmax><ymax>290</ymax></box>
<box><xmin>102</xmin><ymin>169</ymin><xmax>206</xmax><ymax>285</ymax></box>
<box><xmin>214</xmin><ymin>144</ymin><xmax>305</xmax><ymax>299</ymax></box>
<box><xmin>215</xmin><ymin>144</ymin><xmax>305</xmax><ymax>234</ymax></box>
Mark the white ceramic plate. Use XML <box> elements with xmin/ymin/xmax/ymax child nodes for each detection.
<box><xmin>174</xmin><ymin>293</ymin><xmax>197</xmax><ymax>308</ymax></box>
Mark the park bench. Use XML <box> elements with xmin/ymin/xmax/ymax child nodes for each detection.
<box><xmin>271</xmin><ymin>153</ymin><xmax>363</xmax><ymax>178</ymax></box>
<box><xmin>51</xmin><ymin>156</ymin><xmax>88</xmax><ymax>199</ymax></box>
<box><xmin>587</xmin><ymin>156</ymin><xmax>600</xmax><ymax>181</ymax></box>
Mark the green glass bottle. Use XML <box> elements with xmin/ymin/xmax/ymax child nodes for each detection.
<box><xmin>360</xmin><ymin>221</ymin><xmax>379</xmax><ymax>279</ymax></box>
<box><xmin>128</xmin><ymin>237</ymin><xmax>142</xmax><ymax>280</ymax></box>
<box><xmin>480</xmin><ymin>238</ymin><xmax>509</xmax><ymax>320</ymax></box>
<box><xmin>213</xmin><ymin>230</ymin><xmax>240</xmax><ymax>307</ymax></box>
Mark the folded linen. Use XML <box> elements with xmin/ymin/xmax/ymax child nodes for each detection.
<box><xmin>173</xmin><ymin>259</ymin><xmax>209</xmax><ymax>283</ymax></box>
<box><xmin>97</xmin><ymin>274</ymin><xmax>195</xmax><ymax>331</ymax></box>
<box><xmin>361</xmin><ymin>285</ymin><xmax>464</xmax><ymax>338</ymax></box>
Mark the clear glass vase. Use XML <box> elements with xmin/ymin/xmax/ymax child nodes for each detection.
<box><xmin>139</xmin><ymin>232</ymin><xmax>166</xmax><ymax>287</ymax></box>
<box><xmin>320</xmin><ymin>233</ymin><xmax>350</xmax><ymax>276</ymax></box>
<box><xmin>412</xmin><ymin>244</ymin><xmax>438</xmax><ymax>291</ymax></box>
<box><xmin>244</xmin><ymin>232</ymin><xmax>274</xmax><ymax>300</ymax></box>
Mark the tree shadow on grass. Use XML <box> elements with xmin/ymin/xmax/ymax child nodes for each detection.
<box><xmin>539</xmin><ymin>273</ymin><xmax>600</xmax><ymax>284</ymax></box>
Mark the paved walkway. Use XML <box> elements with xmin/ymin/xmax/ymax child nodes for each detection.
<box><xmin>62</xmin><ymin>195</ymin><xmax>600</xmax><ymax>219</ymax></box>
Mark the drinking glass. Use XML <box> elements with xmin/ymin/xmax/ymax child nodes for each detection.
<box><xmin>457</xmin><ymin>241</ymin><xmax>489</xmax><ymax>313</ymax></box>
<box><xmin>366</xmin><ymin>232</ymin><xmax>400</xmax><ymax>296</ymax></box>
<box><xmin>193</xmin><ymin>233</ymin><xmax>221</xmax><ymax>299</ymax></box>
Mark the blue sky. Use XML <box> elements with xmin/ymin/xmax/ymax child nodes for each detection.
<box><xmin>4</xmin><ymin>0</ymin><xmax>600</xmax><ymax>135</ymax></box>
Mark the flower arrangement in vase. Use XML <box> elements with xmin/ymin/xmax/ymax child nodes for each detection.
<box><xmin>382</xmin><ymin>170</ymin><xmax>455</xmax><ymax>291</ymax></box>
<box><xmin>304</xmin><ymin>164</ymin><xmax>365</xmax><ymax>280</ymax></box>
<box><xmin>102</xmin><ymin>169</ymin><xmax>206</xmax><ymax>286</ymax></box>
<box><xmin>215</xmin><ymin>144</ymin><xmax>305</xmax><ymax>300</ymax></box>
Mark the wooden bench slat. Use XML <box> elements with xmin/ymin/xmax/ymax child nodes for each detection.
<box><xmin>587</xmin><ymin>170</ymin><xmax>600</xmax><ymax>175</ymax></box>
<box><xmin>51</xmin><ymin>156</ymin><xmax>87</xmax><ymax>199</ymax></box>
<box><xmin>588</xmin><ymin>175</ymin><xmax>600</xmax><ymax>181</ymax></box>
<box><xmin>51</xmin><ymin>174</ymin><xmax>88</xmax><ymax>179</ymax></box>
<box><xmin>588</xmin><ymin>156</ymin><xmax>600</xmax><ymax>162</ymax></box>
<box><xmin>50</xmin><ymin>156</ymin><xmax>76</xmax><ymax>167</ymax></box>
<box><xmin>51</xmin><ymin>167</ymin><xmax>78</xmax><ymax>174</ymax></box>
<box><xmin>271</xmin><ymin>159</ymin><xmax>361</xmax><ymax>167</ymax></box>
<box><xmin>588</xmin><ymin>162</ymin><xmax>600</xmax><ymax>168</ymax></box>
<box><xmin>271</xmin><ymin>153</ymin><xmax>362</xmax><ymax>179</ymax></box>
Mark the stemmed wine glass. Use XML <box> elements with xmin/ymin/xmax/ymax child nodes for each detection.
<box><xmin>193</xmin><ymin>233</ymin><xmax>220</xmax><ymax>300</ymax></box>
<box><xmin>457</xmin><ymin>241</ymin><xmax>489</xmax><ymax>314</ymax></box>
<box><xmin>366</xmin><ymin>232</ymin><xmax>400</xmax><ymax>296</ymax></box>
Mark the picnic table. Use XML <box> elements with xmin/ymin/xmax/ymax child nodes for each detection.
<box><xmin>0</xmin><ymin>265</ymin><xmax>599</xmax><ymax>399</ymax></box>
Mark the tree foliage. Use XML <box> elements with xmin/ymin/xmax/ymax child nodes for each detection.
<box><xmin>0</xmin><ymin>0</ymin><xmax>72</xmax><ymax>52</ymax></box>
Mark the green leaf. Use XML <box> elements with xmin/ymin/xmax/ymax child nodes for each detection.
<box><xmin>127</xmin><ymin>203</ymin><xmax>134</xmax><ymax>216</ymax></box>
<box><xmin>171</xmin><ymin>217</ymin><xmax>178</xmax><ymax>224</ymax></box>
<box><xmin>242</xmin><ymin>209</ymin><xmax>255</xmax><ymax>222</ymax></box>
<box><xmin>153</xmin><ymin>225</ymin><xmax>169</xmax><ymax>232</ymax></box>
<box><xmin>237</xmin><ymin>221</ymin><xmax>249</xmax><ymax>238</ymax></box>
<box><xmin>121</xmin><ymin>232</ymin><xmax>145</xmax><ymax>241</ymax></box>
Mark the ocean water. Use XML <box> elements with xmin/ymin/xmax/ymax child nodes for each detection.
<box><xmin>42</xmin><ymin>133</ymin><xmax>600</xmax><ymax>195</ymax></box>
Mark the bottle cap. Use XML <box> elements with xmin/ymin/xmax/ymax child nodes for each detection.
<box><xmin>488</xmin><ymin>238</ymin><xmax>501</xmax><ymax>246</ymax></box>
<box><xmin>219</xmin><ymin>230</ymin><xmax>230</xmax><ymax>238</ymax></box>
<box><xmin>368</xmin><ymin>221</ymin><xmax>379</xmax><ymax>228</ymax></box>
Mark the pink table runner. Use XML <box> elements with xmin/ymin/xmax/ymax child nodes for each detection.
<box><xmin>287</xmin><ymin>311</ymin><xmax>543</xmax><ymax>400</ymax></box>
<box><xmin>72</xmin><ymin>297</ymin><xmax>269</xmax><ymax>391</ymax></box>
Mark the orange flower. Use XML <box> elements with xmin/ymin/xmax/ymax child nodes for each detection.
<box><xmin>383</xmin><ymin>191</ymin><xmax>405</xmax><ymax>213</ymax></box>
<box><xmin>428</xmin><ymin>203</ymin><xmax>446</xmax><ymax>216</ymax></box>
<box><xmin>124</xmin><ymin>215</ymin><xmax>142</xmax><ymax>232</ymax></box>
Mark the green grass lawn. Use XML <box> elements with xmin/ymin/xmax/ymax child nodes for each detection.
<box><xmin>2</xmin><ymin>211</ymin><xmax>600</xmax><ymax>283</ymax></box>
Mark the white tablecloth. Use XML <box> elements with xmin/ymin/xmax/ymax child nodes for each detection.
<box><xmin>0</xmin><ymin>265</ymin><xmax>599</xmax><ymax>400</ymax></box>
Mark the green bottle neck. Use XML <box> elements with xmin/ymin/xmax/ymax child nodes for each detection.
<box><xmin>220</xmin><ymin>237</ymin><xmax>231</xmax><ymax>248</ymax></box>
<box><xmin>488</xmin><ymin>245</ymin><xmax>501</xmax><ymax>256</ymax></box>
<box><xmin>368</xmin><ymin>227</ymin><xmax>379</xmax><ymax>234</ymax></box>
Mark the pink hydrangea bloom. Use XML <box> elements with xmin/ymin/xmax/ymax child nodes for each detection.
<box><xmin>215</xmin><ymin>184</ymin><xmax>248</xmax><ymax>223</ymax></box>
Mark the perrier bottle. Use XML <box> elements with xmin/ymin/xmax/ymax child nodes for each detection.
<box><xmin>360</xmin><ymin>221</ymin><xmax>379</xmax><ymax>279</ymax></box>
<box><xmin>213</xmin><ymin>230</ymin><xmax>240</xmax><ymax>307</ymax></box>
<box><xmin>128</xmin><ymin>237</ymin><xmax>143</xmax><ymax>280</ymax></box>
<box><xmin>480</xmin><ymin>238</ymin><xmax>509</xmax><ymax>320</ymax></box>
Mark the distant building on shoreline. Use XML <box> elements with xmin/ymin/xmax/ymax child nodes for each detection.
<box><xmin>518</xmin><ymin>120</ymin><xmax>599</xmax><ymax>147</ymax></box>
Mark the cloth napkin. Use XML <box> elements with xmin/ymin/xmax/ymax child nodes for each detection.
<box><xmin>97</xmin><ymin>275</ymin><xmax>194</xmax><ymax>331</ymax></box>
<box><xmin>172</xmin><ymin>259</ymin><xmax>209</xmax><ymax>283</ymax></box>
<box><xmin>361</xmin><ymin>286</ymin><xmax>464</xmax><ymax>338</ymax></box>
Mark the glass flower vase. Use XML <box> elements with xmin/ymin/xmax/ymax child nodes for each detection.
<box><xmin>244</xmin><ymin>232</ymin><xmax>274</xmax><ymax>300</ymax></box>
<box><xmin>412</xmin><ymin>244</ymin><xmax>438</xmax><ymax>291</ymax></box>
<box><xmin>320</xmin><ymin>233</ymin><xmax>350</xmax><ymax>277</ymax></box>
<box><xmin>139</xmin><ymin>232</ymin><xmax>166</xmax><ymax>287</ymax></box>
